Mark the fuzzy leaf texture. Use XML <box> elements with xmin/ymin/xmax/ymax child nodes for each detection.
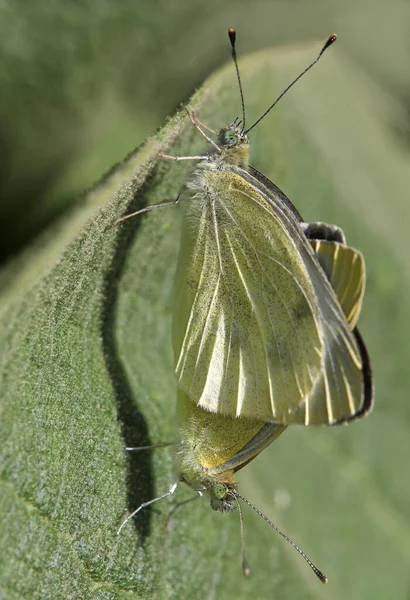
<box><xmin>1</xmin><ymin>41</ymin><xmax>410</xmax><ymax>600</ymax></box>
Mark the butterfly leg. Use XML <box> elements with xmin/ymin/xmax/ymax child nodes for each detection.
<box><xmin>158</xmin><ymin>153</ymin><xmax>210</xmax><ymax>161</ymax></box>
<box><xmin>117</xmin><ymin>482</ymin><xmax>178</xmax><ymax>535</ymax></box>
<box><xmin>112</xmin><ymin>192</ymin><xmax>182</xmax><ymax>225</ymax></box>
<box><xmin>188</xmin><ymin>109</ymin><xmax>218</xmax><ymax>135</ymax></box>
<box><xmin>184</xmin><ymin>108</ymin><xmax>221</xmax><ymax>152</ymax></box>
<box><xmin>125</xmin><ymin>442</ymin><xmax>175</xmax><ymax>451</ymax></box>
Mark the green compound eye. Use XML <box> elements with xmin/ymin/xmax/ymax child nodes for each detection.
<box><xmin>217</xmin><ymin>127</ymin><xmax>244</xmax><ymax>146</ymax></box>
<box><xmin>212</xmin><ymin>484</ymin><xmax>226</xmax><ymax>500</ymax></box>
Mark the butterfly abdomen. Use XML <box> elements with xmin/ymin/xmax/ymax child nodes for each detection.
<box><xmin>176</xmin><ymin>388</ymin><xmax>269</xmax><ymax>490</ymax></box>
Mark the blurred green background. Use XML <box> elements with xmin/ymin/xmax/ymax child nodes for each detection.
<box><xmin>1</xmin><ymin>1</ymin><xmax>410</xmax><ymax>599</ymax></box>
<box><xmin>1</xmin><ymin>0</ymin><xmax>409</xmax><ymax>263</ymax></box>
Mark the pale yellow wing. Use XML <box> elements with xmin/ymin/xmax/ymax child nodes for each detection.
<box><xmin>173</xmin><ymin>165</ymin><xmax>366</xmax><ymax>424</ymax></box>
<box><xmin>310</xmin><ymin>240</ymin><xmax>365</xmax><ymax>329</ymax></box>
<box><xmin>291</xmin><ymin>239</ymin><xmax>370</xmax><ymax>424</ymax></box>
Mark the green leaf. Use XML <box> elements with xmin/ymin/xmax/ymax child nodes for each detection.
<box><xmin>1</xmin><ymin>40</ymin><xmax>409</xmax><ymax>599</ymax></box>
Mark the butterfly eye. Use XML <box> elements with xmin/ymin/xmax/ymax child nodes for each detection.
<box><xmin>212</xmin><ymin>483</ymin><xmax>227</xmax><ymax>500</ymax></box>
<box><xmin>218</xmin><ymin>127</ymin><xmax>239</xmax><ymax>146</ymax></box>
<box><xmin>210</xmin><ymin>483</ymin><xmax>236</xmax><ymax>513</ymax></box>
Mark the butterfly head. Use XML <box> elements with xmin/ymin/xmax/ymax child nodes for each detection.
<box><xmin>217</xmin><ymin>123</ymin><xmax>249</xmax><ymax>166</ymax></box>
<box><xmin>209</xmin><ymin>482</ymin><xmax>238</xmax><ymax>513</ymax></box>
<box><xmin>218</xmin><ymin>122</ymin><xmax>248</xmax><ymax>148</ymax></box>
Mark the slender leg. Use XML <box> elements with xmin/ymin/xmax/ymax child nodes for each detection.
<box><xmin>125</xmin><ymin>442</ymin><xmax>175</xmax><ymax>451</ymax></box>
<box><xmin>157</xmin><ymin>107</ymin><xmax>221</xmax><ymax>161</ymax></box>
<box><xmin>157</xmin><ymin>153</ymin><xmax>210</xmax><ymax>161</ymax></box>
<box><xmin>117</xmin><ymin>482</ymin><xmax>178</xmax><ymax>535</ymax></box>
<box><xmin>189</xmin><ymin>110</ymin><xmax>218</xmax><ymax>136</ymax></box>
<box><xmin>185</xmin><ymin>108</ymin><xmax>221</xmax><ymax>152</ymax></box>
<box><xmin>112</xmin><ymin>191</ymin><xmax>182</xmax><ymax>226</ymax></box>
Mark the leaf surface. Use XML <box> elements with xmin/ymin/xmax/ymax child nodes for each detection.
<box><xmin>1</xmin><ymin>41</ymin><xmax>409</xmax><ymax>599</ymax></box>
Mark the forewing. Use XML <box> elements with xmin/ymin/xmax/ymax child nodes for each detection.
<box><xmin>173</xmin><ymin>166</ymin><xmax>367</xmax><ymax>424</ymax></box>
<box><xmin>174</xmin><ymin>168</ymin><xmax>325</xmax><ymax>421</ymax></box>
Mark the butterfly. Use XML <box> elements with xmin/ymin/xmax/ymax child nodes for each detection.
<box><xmin>117</xmin><ymin>29</ymin><xmax>373</xmax><ymax>583</ymax></box>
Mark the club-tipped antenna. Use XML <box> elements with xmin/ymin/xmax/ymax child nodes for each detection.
<box><xmin>237</xmin><ymin>498</ymin><xmax>251</xmax><ymax>576</ymax></box>
<box><xmin>245</xmin><ymin>33</ymin><xmax>337</xmax><ymax>135</ymax></box>
<box><xmin>228</xmin><ymin>28</ymin><xmax>246</xmax><ymax>132</ymax></box>
<box><xmin>236</xmin><ymin>492</ymin><xmax>328</xmax><ymax>584</ymax></box>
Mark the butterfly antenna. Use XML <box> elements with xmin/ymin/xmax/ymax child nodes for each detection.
<box><xmin>228</xmin><ymin>28</ymin><xmax>246</xmax><ymax>133</ymax></box>
<box><xmin>236</xmin><ymin>492</ymin><xmax>328</xmax><ymax>584</ymax></box>
<box><xmin>237</xmin><ymin>498</ymin><xmax>251</xmax><ymax>576</ymax></box>
<box><xmin>245</xmin><ymin>33</ymin><xmax>337</xmax><ymax>134</ymax></box>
